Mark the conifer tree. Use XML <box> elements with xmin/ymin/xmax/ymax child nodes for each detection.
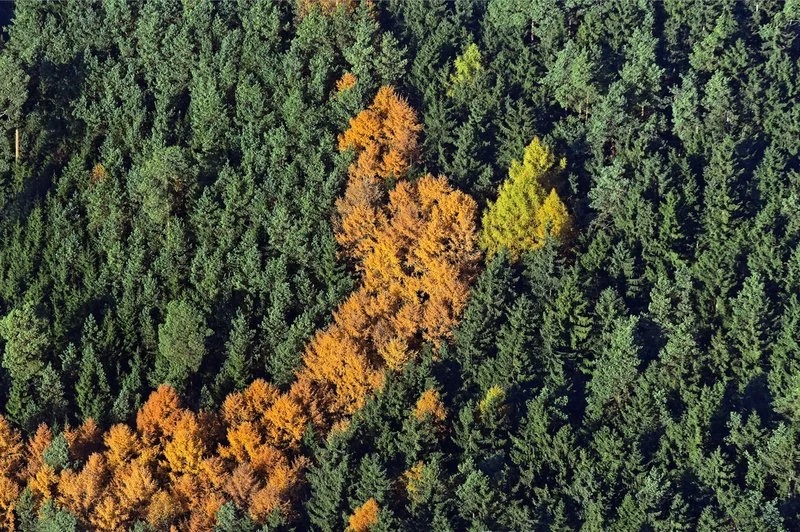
<box><xmin>586</xmin><ymin>315</ymin><xmax>640</xmax><ymax>420</ymax></box>
<box><xmin>480</xmin><ymin>137</ymin><xmax>571</xmax><ymax>259</ymax></box>
<box><xmin>0</xmin><ymin>301</ymin><xmax>49</xmax><ymax>382</ymax></box>
<box><xmin>449</xmin><ymin>42</ymin><xmax>483</xmax><ymax>93</ymax></box>
<box><xmin>155</xmin><ymin>300</ymin><xmax>212</xmax><ymax>390</ymax></box>
<box><xmin>76</xmin><ymin>345</ymin><xmax>111</xmax><ymax>424</ymax></box>
<box><xmin>219</xmin><ymin>310</ymin><xmax>256</xmax><ymax>393</ymax></box>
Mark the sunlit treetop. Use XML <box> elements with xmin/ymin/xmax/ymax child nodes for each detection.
<box><xmin>480</xmin><ymin>137</ymin><xmax>571</xmax><ymax>260</ymax></box>
<box><xmin>450</xmin><ymin>42</ymin><xmax>483</xmax><ymax>94</ymax></box>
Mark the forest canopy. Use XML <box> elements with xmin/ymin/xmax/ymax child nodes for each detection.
<box><xmin>0</xmin><ymin>0</ymin><xmax>799</xmax><ymax>530</ymax></box>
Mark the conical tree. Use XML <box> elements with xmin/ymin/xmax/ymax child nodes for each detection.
<box><xmin>480</xmin><ymin>137</ymin><xmax>571</xmax><ymax>260</ymax></box>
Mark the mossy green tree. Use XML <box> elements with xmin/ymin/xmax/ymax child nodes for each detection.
<box><xmin>154</xmin><ymin>299</ymin><xmax>212</xmax><ymax>391</ymax></box>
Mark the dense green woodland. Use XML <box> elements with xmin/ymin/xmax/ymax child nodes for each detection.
<box><xmin>0</xmin><ymin>0</ymin><xmax>799</xmax><ymax>529</ymax></box>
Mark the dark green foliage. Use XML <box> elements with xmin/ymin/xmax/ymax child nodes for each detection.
<box><xmin>215</xmin><ymin>502</ymin><xmax>257</xmax><ymax>532</ymax></box>
<box><xmin>42</xmin><ymin>433</ymin><xmax>70</xmax><ymax>470</ymax></box>
<box><xmin>0</xmin><ymin>0</ymin><xmax>357</xmax><ymax>427</ymax></box>
<box><xmin>0</xmin><ymin>301</ymin><xmax>49</xmax><ymax>381</ymax></box>
<box><xmin>75</xmin><ymin>345</ymin><xmax>111</xmax><ymax>424</ymax></box>
<box><xmin>1</xmin><ymin>0</ymin><xmax>799</xmax><ymax>529</ymax></box>
<box><xmin>33</xmin><ymin>499</ymin><xmax>78</xmax><ymax>532</ymax></box>
<box><xmin>306</xmin><ymin>434</ymin><xmax>350</xmax><ymax>532</ymax></box>
<box><xmin>298</xmin><ymin>1</ymin><xmax>800</xmax><ymax>526</ymax></box>
<box><xmin>216</xmin><ymin>309</ymin><xmax>256</xmax><ymax>394</ymax></box>
<box><xmin>14</xmin><ymin>488</ymin><xmax>37</xmax><ymax>532</ymax></box>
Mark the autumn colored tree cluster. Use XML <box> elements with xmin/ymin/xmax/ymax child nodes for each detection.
<box><xmin>0</xmin><ymin>386</ymin><xmax>307</xmax><ymax>530</ymax></box>
<box><xmin>0</xmin><ymin>86</ymin><xmax>480</xmax><ymax>530</ymax></box>
<box><xmin>0</xmin><ymin>416</ymin><xmax>24</xmax><ymax>527</ymax></box>
<box><xmin>306</xmin><ymin>85</ymin><xmax>478</xmax><ymax>421</ymax></box>
<box><xmin>301</xmin><ymin>173</ymin><xmax>480</xmax><ymax>421</ymax></box>
<box><xmin>229</xmin><ymin>85</ymin><xmax>477</xmax><ymax>445</ymax></box>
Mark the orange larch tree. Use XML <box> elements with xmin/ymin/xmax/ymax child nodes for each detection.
<box><xmin>103</xmin><ymin>424</ymin><xmax>141</xmax><ymax>471</ymax></box>
<box><xmin>338</xmin><ymin>85</ymin><xmax>421</xmax><ymax>183</ymax></box>
<box><xmin>336</xmin><ymin>72</ymin><xmax>358</xmax><ymax>93</ymax></box>
<box><xmin>136</xmin><ymin>384</ymin><xmax>184</xmax><ymax>447</ymax></box>
<box><xmin>0</xmin><ymin>416</ymin><xmax>23</xmax><ymax>529</ymax></box>
<box><xmin>57</xmin><ymin>452</ymin><xmax>109</xmax><ymax>523</ymax></box>
<box><xmin>23</xmin><ymin>423</ymin><xmax>52</xmax><ymax>483</ymax></box>
<box><xmin>414</xmin><ymin>388</ymin><xmax>447</xmax><ymax>425</ymax></box>
<box><xmin>348</xmin><ymin>497</ymin><xmax>380</xmax><ymax>532</ymax></box>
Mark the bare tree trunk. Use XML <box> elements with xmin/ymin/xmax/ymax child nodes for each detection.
<box><xmin>15</xmin><ymin>128</ymin><xmax>19</xmax><ymax>162</ymax></box>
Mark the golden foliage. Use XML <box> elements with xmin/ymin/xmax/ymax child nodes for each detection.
<box><xmin>24</xmin><ymin>424</ymin><xmax>52</xmax><ymax>482</ymax></box>
<box><xmin>57</xmin><ymin>453</ymin><xmax>108</xmax><ymax>520</ymax></box>
<box><xmin>146</xmin><ymin>489</ymin><xmax>179</xmax><ymax>529</ymax></box>
<box><xmin>104</xmin><ymin>424</ymin><xmax>141</xmax><ymax>470</ymax></box>
<box><xmin>243</xmin><ymin>380</ymin><xmax>281</xmax><ymax>420</ymax></box>
<box><xmin>188</xmin><ymin>491</ymin><xmax>226</xmax><ymax>532</ymax></box>
<box><xmin>0</xmin><ymin>416</ymin><xmax>24</xmax><ymax>478</ymax></box>
<box><xmin>171</xmin><ymin>472</ymin><xmax>202</xmax><ymax>510</ymax></box>
<box><xmin>348</xmin><ymin>498</ymin><xmax>379</xmax><ymax>532</ymax></box>
<box><xmin>314</xmin><ymin>95</ymin><xmax>478</xmax><ymax>436</ymax></box>
<box><xmin>264</xmin><ymin>395</ymin><xmax>309</xmax><ymax>450</ymax></box>
<box><xmin>336</xmin><ymin>72</ymin><xmax>357</xmax><ymax>93</ymax></box>
<box><xmin>250</xmin><ymin>445</ymin><xmax>286</xmax><ymax>479</ymax></box>
<box><xmin>334</xmin><ymin>85</ymin><xmax>422</xmax><ymax>259</ymax></box>
<box><xmin>301</xmin><ymin>324</ymin><xmax>384</xmax><ymax>417</ymax></box>
<box><xmin>403</xmin><ymin>461</ymin><xmax>424</xmax><ymax>504</ymax></box>
<box><xmin>480</xmin><ymin>137</ymin><xmax>571</xmax><ymax>260</ymax></box>
<box><xmin>29</xmin><ymin>464</ymin><xmax>58</xmax><ymax>500</ymax></box>
<box><xmin>249</xmin><ymin>485</ymin><xmax>281</xmax><ymax>522</ymax></box>
<box><xmin>334</xmin><ymin>175</ymin><xmax>385</xmax><ymax>259</ymax></box>
<box><xmin>381</xmin><ymin>176</ymin><xmax>481</xmax><ymax>343</ymax></box>
<box><xmin>414</xmin><ymin>389</ymin><xmax>446</xmax><ymax>425</ymax></box>
<box><xmin>136</xmin><ymin>385</ymin><xmax>183</xmax><ymax>446</ymax></box>
<box><xmin>253</xmin><ymin>457</ymin><xmax>308</xmax><ymax>522</ymax></box>
<box><xmin>91</xmin><ymin>495</ymin><xmax>124</xmax><ymax>531</ymax></box>
<box><xmin>378</xmin><ymin>337</ymin><xmax>411</xmax><ymax>371</ymax></box>
<box><xmin>0</xmin><ymin>475</ymin><xmax>20</xmax><ymax>531</ymax></box>
<box><xmin>288</xmin><ymin>373</ymin><xmax>328</xmax><ymax>429</ymax></box>
<box><xmin>222</xmin><ymin>379</ymin><xmax>280</xmax><ymax>427</ymax></box>
<box><xmin>115</xmin><ymin>462</ymin><xmax>158</xmax><ymax>513</ymax></box>
<box><xmin>163</xmin><ymin>413</ymin><xmax>206</xmax><ymax>476</ymax></box>
<box><xmin>303</xmin><ymin>173</ymin><xmax>479</xmax><ymax>427</ymax></box>
<box><xmin>328</xmin><ymin>418</ymin><xmax>351</xmax><ymax>439</ymax></box>
<box><xmin>219</xmin><ymin>421</ymin><xmax>263</xmax><ymax>465</ymax></box>
<box><xmin>338</xmin><ymin>85</ymin><xmax>421</xmax><ymax>182</ymax></box>
<box><xmin>198</xmin><ymin>456</ymin><xmax>229</xmax><ymax>491</ymax></box>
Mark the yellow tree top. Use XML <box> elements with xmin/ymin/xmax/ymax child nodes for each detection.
<box><xmin>449</xmin><ymin>42</ymin><xmax>483</xmax><ymax>94</ymax></box>
<box><xmin>480</xmin><ymin>137</ymin><xmax>571</xmax><ymax>260</ymax></box>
